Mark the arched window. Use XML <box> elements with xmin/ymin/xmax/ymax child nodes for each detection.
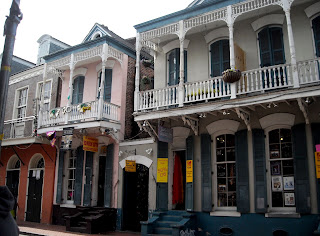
<box><xmin>210</xmin><ymin>39</ymin><xmax>230</xmax><ymax>77</ymax></box>
<box><xmin>215</xmin><ymin>134</ymin><xmax>236</xmax><ymax>208</ymax></box>
<box><xmin>312</xmin><ymin>15</ymin><xmax>320</xmax><ymax>57</ymax></box>
<box><xmin>97</xmin><ymin>69</ymin><xmax>112</xmax><ymax>102</ymax></box>
<box><xmin>258</xmin><ymin>27</ymin><xmax>285</xmax><ymax>67</ymax></box>
<box><xmin>267</xmin><ymin>128</ymin><xmax>295</xmax><ymax>208</ymax></box>
<box><xmin>168</xmin><ymin>48</ymin><xmax>187</xmax><ymax>86</ymax></box>
<box><xmin>72</xmin><ymin>76</ymin><xmax>85</xmax><ymax>105</ymax></box>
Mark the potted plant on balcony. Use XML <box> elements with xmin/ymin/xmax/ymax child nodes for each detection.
<box><xmin>140</xmin><ymin>76</ymin><xmax>152</xmax><ymax>91</ymax></box>
<box><xmin>222</xmin><ymin>68</ymin><xmax>241</xmax><ymax>83</ymax></box>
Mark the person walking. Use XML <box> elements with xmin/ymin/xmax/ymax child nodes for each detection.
<box><xmin>0</xmin><ymin>186</ymin><xmax>19</xmax><ymax>235</ymax></box>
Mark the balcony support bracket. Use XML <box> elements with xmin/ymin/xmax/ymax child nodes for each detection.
<box><xmin>297</xmin><ymin>98</ymin><xmax>309</xmax><ymax>125</ymax></box>
<box><xmin>182</xmin><ymin>116</ymin><xmax>199</xmax><ymax>136</ymax></box>
<box><xmin>39</xmin><ymin>144</ymin><xmax>54</xmax><ymax>163</ymax></box>
<box><xmin>11</xmin><ymin>147</ymin><xmax>25</xmax><ymax>166</ymax></box>
<box><xmin>235</xmin><ymin>108</ymin><xmax>251</xmax><ymax>131</ymax></box>
<box><xmin>138</xmin><ymin>121</ymin><xmax>158</xmax><ymax>142</ymax></box>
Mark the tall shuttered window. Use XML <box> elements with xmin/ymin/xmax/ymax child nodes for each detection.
<box><xmin>215</xmin><ymin>134</ymin><xmax>236</xmax><ymax>208</ymax></box>
<box><xmin>312</xmin><ymin>15</ymin><xmax>320</xmax><ymax>57</ymax></box>
<box><xmin>97</xmin><ymin>69</ymin><xmax>112</xmax><ymax>102</ymax></box>
<box><xmin>16</xmin><ymin>87</ymin><xmax>28</xmax><ymax>118</ymax></box>
<box><xmin>72</xmin><ymin>76</ymin><xmax>85</xmax><ymax>105</ymax></box>
<box><xmin>268</xmin><ymin>129</ymin><xmax>295</xmax><ymax>209</ymax></box>
<box><xmin>66</xmin><ymin>150</ymin><xmax>76</xmax><ymax>203</ymax></box>
<box><xmin>210</xmin><ymin>40</ymin><xmax>230</xmax><ymax>77</ymax></box>
<box><xmin>258</xmin><ymin>27</ymin><xmax>285</xmax><ymax>67</ymax></box>
<box><xmin>168</xmin><ymin>48</ymin><xmax>187</xmax><ymax>86</ymax></box>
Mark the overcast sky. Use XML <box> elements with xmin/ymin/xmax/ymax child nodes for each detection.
<box><xmin>0</xmin><ymin>0</ymin><xmax>189</xmax><ymax>63</ymax></box>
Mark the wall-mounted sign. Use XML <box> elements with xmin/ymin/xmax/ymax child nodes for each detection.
<box><xmin>157</xmin><ymin>158</ymin><xmax>168</xmax><ymax>183</ymax></box>
<box><xmin>100</xmin><ymin>145</ymin><xmax>107</xmax><ymax>156</ymax></box>
<box><xmin>186</xmin><ymin>160</ymin><xmax>193</xmax><ymax>183</ymax></box>
<box><xmin>61</xmin><ymin>127</ymin><xmax>74</xmax><ymax>150</ymax></box>
<box><xmin>315</xmin><ymin>152</ymin><xmax>320</xmax><ymax>179</ymax></box>
<box><xmin>83</xmin><ymin>136</ymin><xmax>98</xmax><ymax>152</ymax></box>
<box><xmin>158</xmin><ymin>125</ymin><xmax>173</xmax><ymax>143</ymax></box>
<box><xmin>125</xmin><ymin>160</ymin><xmax>136</xmax><ymax>172</ymax></box>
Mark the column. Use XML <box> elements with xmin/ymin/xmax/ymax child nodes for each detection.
<box><xmin>98</xmin><ymin>61</ymin><xmax>106</xmax><ymax>120</ymax></box>
<box><xmin>178</xmin><ymin>20</ymin><xmax>185</xmax><ymax>107</ymax></box>
<box><xmin>227</xmin><ymin>5</ymin><xmax>237</xmax><ymax>99</ymax></box>
<box><xmin>66</xmin><ymin>53</ymin><xmax>74</xmax><ymax>124</ymax></box>
<box><xmin>37</xmin><ymin>63</ymin><xmax>47</xmax><ymax>129</ymax></box>
<box><xmin>283</xmin><ymin>3</ymin><xmax>299</xmax><ymax>88</ymax></box>
<box><xmin>134</xmin><ymin>33</ymin><xmax>141</xmax><ymax>112</ymax></box>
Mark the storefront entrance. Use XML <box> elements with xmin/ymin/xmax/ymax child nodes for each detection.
<box><xmin>172</xmin><ymin>151</ymin><xmax>186</xmax><ymax>210</ymax></box>
<box><xmin>122</xmin><ymin>164</ymin><xmax>149</xmax><ymax>231</ymax></box>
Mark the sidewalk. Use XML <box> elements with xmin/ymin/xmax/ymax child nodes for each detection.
<box><xmin>18</xmin><ymin>222</ymin><xmax>140</xmax><ymax>236</ymax></box>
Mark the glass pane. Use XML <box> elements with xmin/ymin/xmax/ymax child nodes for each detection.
<box><xmin>283</xmin><ymin>160</ymin><xmax>294</xmax><ymax>176</ymax></box>
<box><xmin>217</xmin><ymin>178</ymin><xmax>226</xmax><ymax>192</ymax></box>
<box><xmin>269</xmin><ymin>129</ymin><xmax>279</xmax><ymax>143</ymax></box>
<box><xmin>280</xmin><ymin>129</ymin><xmax>291</xmax><ymax>143</ymax></box>
<box><xmin>216</xmin><ymin>149</ymin><xmax>225</xmax><ymax>162</ymax></box>
<box><xmin>270</xmin><ymin>144</ymin><xmax>280</xmax><ymax>159</ymax></box>
<box><xmin>226</xmin><ymin>148</ymin><xmax>235</xmax><ymax>161</ymax></box>
<box><xmin>217</xmin><ymin>164</ymin><xmax>226</xmax><ymax>177</ymax></box>
<box><xmin>270</xmin><ymin>161</ymin><xmax>281</xmax><ymax>175</ymax></box>
<box><xmin>226</xmin><ymin>134</ymin><xmax>235</xmax><ymax>147</ymax></box>
<box><xmin>227</xmin><ymin>163</ymin><xmax>236</xmax><ymax>177</ymax></box>
<box><xmin>228</xmin><ymin>178</ymin><xmax>236</xmax><ymax>191</ymax></box>
<box><xmin>281</xmin><ymin>143</ymin><xmax>292</xmax><ymax>158</ymax></box>
<box><xmin>68</xmin><ymin>180</ymin><xmax>73</xmax><ymax>189</ymax></box>
<box><xmin>272</xmin><ymin>192</ymin><xmax>283</xmax><ymax>207</ymax></box>
<box><xmin>218</xmin><ymin>193</ymin><xmax>227</xmax><ymax>207</ymax></box>
<box><xmin>228</xmin><ymin>192</ymin><xmax>237</xmax><ymax>207</ymax></box>
<box><xmin>216</xmin><ymin>135</ymin><xmax>225</xmax><ymax>148</ymax></box>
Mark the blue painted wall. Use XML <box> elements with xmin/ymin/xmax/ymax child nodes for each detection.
<box><xmin>195</xmin><ymin>212</ymin><xmax>318</xmax><ymax>236</ymax></box>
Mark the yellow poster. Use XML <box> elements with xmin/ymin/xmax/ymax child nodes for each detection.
<box><xmin>83</xmin><ymin>136</ymin><xmax>98</xmax><ymax>152</ymax></box>
<box><xmin>186</xmin><ymin>160</ymin><xmax>193</xmax><ymax>183</ymax></box>
<box><xmin>157</xmin><ymin>158</ymin><xmax>168</xmax><ymax>183</ymax></box>
<box><xmin>315</xmin><ymin>152</ymin><xmax>320</xmax><ymax>179</ymax></box>
<box><xmin>125</xmin><ymin>160</ymin><xmax>136</xmax><ymax>172</ymax></box>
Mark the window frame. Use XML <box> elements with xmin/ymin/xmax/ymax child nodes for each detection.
<box><xmin>211</xmin><ymin>130</ymin><xmax>237</xmax><ymax>212</ymax></box>
<box><xmin>265</xmin><ymin>125</ymin><xmax>296</xmax><ymax>213</ymax></box>
<box><xmin>209</xmin><ymin>39</ymin><xmax>230</xmax><ymax>78</ymax></box>
<box><xmin>166</xmin><ymin>48</ymin><xmax>187</xmax><ymax>86</ymax></box>
<box><xmin>72</xmin><ymin>75</ymin><xmax>85</xmax><ymax>105</ymax></box>
<box><xmin>13</xmin><ymin>86</ymin><xmax>29</xmax><ymax>119</ymax></box>
<box><xmin>311</xmin><ymin>14</ymin><xmax>320</xmax><ymax>57</ymax></box>
<box><xmin>96</xmin><ymin>68</ymin><xmax>113</xmax><ymax>103</ymax></box>
<box><xmin>65</xmin><ymin>150</ymin><xmax>77</xmax><ymax>204</ymax></box>
<box><xmin>36</xmin><ymin>79</ymin><xmax>52</xmax><ymax>113</ymax></box>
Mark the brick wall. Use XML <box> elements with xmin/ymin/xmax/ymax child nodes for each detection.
<box><xmin>124</xmin><ymin>58</ymin><xmax>154</xmax><ymax>139</ymax></box>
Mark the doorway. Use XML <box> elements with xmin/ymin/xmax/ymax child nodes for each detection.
<box><xmin>97</xmin><ymin>155</ymin><xmax>106</xmax><ymax>207</ymax></box>
<box><xmin>26</xmin><ymin>157</ymin><xmax>44</xmax><ymax>223</ymax></box>
<box><xmin>172</xmin><ymin>151</ymin><xmax>186</xmax><ymax>210</ymax></box>
<box><xmin>122</xmin><ymin>164</ymin><xmax>149</xmax><ymax>231</ymax></box>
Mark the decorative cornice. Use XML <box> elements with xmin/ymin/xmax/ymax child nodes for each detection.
<box><xmin>9</xmin><ymin>65</ymin><xmax>44</xmax><ymax>85</ymax></box>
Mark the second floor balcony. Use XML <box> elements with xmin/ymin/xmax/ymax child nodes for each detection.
<box><xmin>137</xmin><ymin>58</ymin><xmax>320</xmax><ymax>112</ymax></box>
<box><xmin>38</xmin><ymin>100</ymin><xmax>120</xmax><ymax>133</ymax></box>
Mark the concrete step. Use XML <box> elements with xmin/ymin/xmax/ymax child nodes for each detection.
<box><xmin>154</xmin><ymin>227</ymin><xmax>172</xmax><ymax>235</ymax></box>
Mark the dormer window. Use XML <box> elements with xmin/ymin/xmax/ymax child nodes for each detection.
<box><xmin>92</xmin><ymin>32</ymin><xmax>102</xmax><ymax>40</ymax></box>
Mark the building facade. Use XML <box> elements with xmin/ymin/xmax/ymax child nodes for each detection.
<box><xmin>120</xmin><ymin>0</ymin><xmax>320</xmax><ymax>235</ymax></box>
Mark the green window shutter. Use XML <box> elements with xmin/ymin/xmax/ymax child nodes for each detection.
<box><xmin>292</xmin><ymin>124</ymin><xmax>311</xmax><ymax>213</ymax></box>
<box><xmin>74</xmin><ymin>147</ymin><xmax>84</xmax><ymax>205</ymax></box>
<box><xmin>175</xmin><ymin>48</ymin><xmax>180</xmax><ymax>85</ymax></box>
<box><xmin>104</xmin><ymin>69</ymin><xmax>112</xmax><ymax>102</ymax></box>
<box><xmin>104</xmin><ymin>143</ymin><xmax>114</xmax><ymax>207</ymax></box>
<box><xmin>185</xmin><ymin>136</ymin><xmax>194</xmax><ymax>211</ymax></box>
<box><xmin>156</xmin><ymin>141</ymin><xmax>168</xmax><ymax>210</ymax></box>
<box><xmin>168</xmin><ymin>50</ymin><xmax>175</xmax><ymax>86</ymax></box>
<box><xmin>311</xmin><ymin>123</ymin><xmax>320</xmax><ymax>213</ymax></box>
<box><xmin>210</xmin><ymin>40</ymin><xmax>230</xmax><ymax>77</ymax></box>
<box><xmin>253</xmin><ymin>129</ymin><xmax>267</xmax><ymax>213</ymax></box>
<box><xmin>83</xmin><ymin>151</ymin><xmax>94</xmax><ymax>207</ymax></box>
<box><xmin>312</xmin><ymin>16</ymin><xmax>320</xmax><ymax>57</ymax></box>
<box><xmin>235</xmin><ymin>130</ymin><xmax>250</xmax><ymax>213</ymax></box>
<box><xmin>72</xmin><ymin>76</ymin><xmax>85</xmax><ymax>105</ymax></box>
<box><xmin>201</xmin><ymin>133</ymin><xmax>212</xmax><ymax>212</ymax></box>
<box><xmin>184</xmin><ymin>50</ymin><xmax>187</xmax><ymax>83</ymax></box>
<box><xmin>56</xmin><ymin>150</ymin><xmax>65</xmax><ymax>204</ymax></box>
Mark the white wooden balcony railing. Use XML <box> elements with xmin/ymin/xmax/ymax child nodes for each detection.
<box><xmin>39</xmin><ymin>100</ymin><xmax>120</xmax><ymax>127</ymax></box>
<box><xmin>3</xmin><ymin>116</ymin><xmax>36</xmax><ymax>139</ymax></box>
<box><xmin>137</xmin><ymin>58</ymin><xmax>320</xmax><ymax>111</ymax></box>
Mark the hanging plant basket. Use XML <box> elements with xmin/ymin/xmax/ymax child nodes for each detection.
<box><xmin>222</xmin><ymin>69</ymin><xmax>241</xmax><ymax>83</ymax></box>
<box><xmin>142</xmin><ymin>59</ymin><xmax>153</xmax><ymax>67</ymax></box>
<box><xmin>141</xmin><ymin>76</ymin><xmax>151</xmax><ymax>85</ymax></box>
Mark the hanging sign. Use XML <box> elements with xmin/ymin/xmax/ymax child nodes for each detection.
<box><xmin>157</xmin><ymin>158</ymin><xmax>168</xmax><ymax>183</ymax></box>
<box><xmin>83</xmin><ymin>136</ymin><xmax>98</xmax><ymax>152</ymax></box>
<box><xmin>61</xmin><ymin>127</ymin><xmax>74</xmax><ymax>150</ymax></box>
<box><xmin>158</xmin><ymin>125</ymin><xmax>173</xmax><ymax>143</ymax></box>
<box><xmin>125</xmin><ymin>160</ymin><xmax>136</xmax><ymax>172</ymax></box>
<box><xmin>316</xmin><ymin>144</ymin><xmax>320</xmax><ymax>152</ymax></box>
<box><xmin>315</xmin><ymin>152</ymin><xmax>320</xmax><ymax>179</ymax></box>
<box><xmin>186</xmin><ymin>160</ymin><xmax>193</xmax><ymax>183</ymax></box>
